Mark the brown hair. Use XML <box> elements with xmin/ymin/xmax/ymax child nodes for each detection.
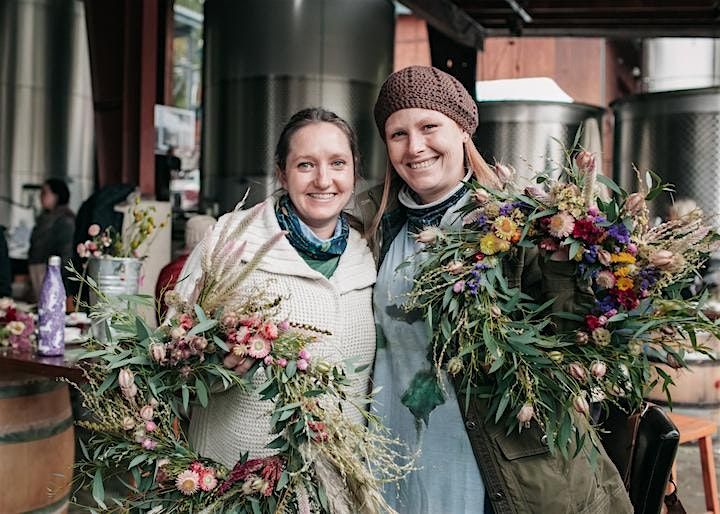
<box><xmin>274</xmin><ymin>107</ymin><xmax>360</xmax><ymax>181</ymax></box>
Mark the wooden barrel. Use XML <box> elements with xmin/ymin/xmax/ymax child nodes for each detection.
<box><xmin>0</xmin><ymin>372</ymin><xmax>74</xmax><ymax>514</ymax></box>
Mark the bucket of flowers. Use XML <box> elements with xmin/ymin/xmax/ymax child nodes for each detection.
<box><xmin>0</xmin><ymin>298</ymin><xmax>36</xmax><ymax>352</ymax></box>
<box><xmin>68</xmin><ymin>203</ymin><xmax>413</xmax><ymax>513</ymax></box>
<box><xmin>403</xmin><ymin>134</ymin><xmax>720</xmax><ymax>459</ymax></box>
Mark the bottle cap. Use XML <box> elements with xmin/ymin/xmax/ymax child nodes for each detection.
<box><xmin>48</xmin><ymin>255</ymin><xmax>61</xmax><ymax>266</ymax></box>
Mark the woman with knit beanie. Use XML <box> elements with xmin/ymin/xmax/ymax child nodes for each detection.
<box><xmin>362</xmin><ymin>66</ymin><xmax>632</xmax><ymax>513</ymax></box>
<box><xmin>175</xmin><ymin>108</ymin><xmax>377</xmax><ymax>494</ymax></box>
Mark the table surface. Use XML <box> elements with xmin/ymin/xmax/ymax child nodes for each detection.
<box><xmin>0</xmin><ymin>345</ymin><xmax>86</xmax><ymax>383</ymax></box>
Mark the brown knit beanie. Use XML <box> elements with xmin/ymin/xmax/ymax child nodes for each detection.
<box><xmin>373</xmin><ymin>65</ymin><xmax>478</xmax><ymax>138</ymax></box>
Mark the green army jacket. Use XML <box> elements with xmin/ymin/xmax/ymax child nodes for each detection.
<box><xmin>357</xmin><ymin>184</ymin><xmax>633</xmax><ymax>514</ymax></box>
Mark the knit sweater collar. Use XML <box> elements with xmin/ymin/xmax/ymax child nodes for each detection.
<box><xmin>217</xmin><ymin>199</ymin><xmax>375</xmax><ymax>292</ymax></box>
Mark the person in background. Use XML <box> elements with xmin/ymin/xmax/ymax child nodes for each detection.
<box><xmin>155</xmin><ymin>214</ymin><xmax>216</xmax><ymax>322</ymax></box>
<box><xmin>361</xmin><ymin>65</ymin><xmax>632</xmax><ymax>514</ymax></box>
<box><xmin>0</xmin><ymin>226</ymin><xmax>11</xmax><ymax>297</ymax></box>
<box><xmin>27</xmin><ymin>178</ymin><xmax>75</xmax><ymax>304</ymax></box>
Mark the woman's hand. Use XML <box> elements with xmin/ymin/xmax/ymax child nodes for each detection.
<box><xmin>223</xmin><ymin>353</ymin><xmax>255</xmax><ymax>376</ymax></box>
<box><xmin>549</xmin><ymin>245</ymin><xmax>571</xmax><ymax>262</ymax></box>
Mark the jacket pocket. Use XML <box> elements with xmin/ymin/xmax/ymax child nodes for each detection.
<box><xmin>493</xmin><ymin>425</ymin><xmax>550</xmax><ymax>460</ymax></box>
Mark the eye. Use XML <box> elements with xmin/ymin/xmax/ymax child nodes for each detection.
<box><xmin>389</xmin><ymin>130</ymin><xmax>407</xmax><ymax>139</ymax></box>
<box><xmin>423</xmin><ymin>124</ymin><xmax>438</xmax><ymax>131</ymax></box>
<box><xmin>297</xmin><ymin>162</ymin><xmax>314</xmax><ymax>170</ymax></box>
<box><xmin>331</xmin><ymin>159</ymin><xmax>347</xmax><ymax>168</ymax></box>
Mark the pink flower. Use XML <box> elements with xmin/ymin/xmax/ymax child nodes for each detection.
<box><xmin>297</xmin><ymin>358</ymin><xmax>309</xmax><ymax>371</ymax></box>
<box><xmin>539</xmin><ymin>238</ymin><xmax>559</xmax><ymax>252</ymax></box>
<box><xmin>86</xmin><ymin>241</ymin><xmax>98</xmax><ymax>252</ymax></box>
<box><xmin>189</xmin><ymin>462</ymin><xmax>203</xmax><ymax>473</ymax></box>
<box><xmin>453</xmin><ymin>281</ymin><xmax>465</xmax><ymax>293</ymax></box>
<box><xmin>595</xmin><ymin>271</ymin><xmax>615</xmax><ymax>289</ymax></box>
<box><xmin>277</xmin><ymin>358</ymin><xmax>288</xmax><ymax>368</ymax></box>
<box><xmin>261</xmin><ymin>322</ymin><xmax>279</xmax><ymax>340</ymax></box>
<box><xmin>447</xmin><ymin>261</ymin><xmax>464</xmax><ymax>274</ymax></box>
<box><xmin>573</xmin><ymin>395</ymin><xmax>590</xmax><ymax>415</ymax></box>
<box><xmin>179</xmin><ymin>313</ymin><xmax>194</xmax><ymax>330</ymax></box>
<box><xmin>88</xmin><ymin>224</ymin><xmax>101</xmax><ymax>237</ymax></box>
<box><xmin>76</xmin><ymin>243</ymin><xmax>88</xmax><ymax>258</ymax></box>
<box><xmin>575</xmin><ymin>150</ymin><xmax>596</xmax><ymax>173</ymax></box>
<box><xmin>139</xmin><ymin>405</ymin><xmax>154</xmax><ymax>421</ymax></box>
<box><xmin>235</xmin><ymin>326</ymin><xmax>251</xmax><ymax>344</ymax></box>
<box><xmin>568</xmin><ymin>362</ymin><xmax>587</xmax><ymax>382</ymax></box>
<box><xmin>524</xmin><ymin>185</ymin><xmax>551</xmax><ymax>204</ymax></box>
<box><xmin>474</xmin><ymin>188</ymin><xmax>490</xmax><ymax>204</ymax></box>
<box><xmin>494</xmin><ymin>163</ymin><xmax>514</xmax><ymax>184</ymax></box>
<box><xmin>278</xmin><ymin>320</ymin><xmax>290</xmax><ymax>331</ymax></box>
<box><xmin>145</xmin><ymin>421</ymin><xmax>157</xmax><ymax>432</ymax></box>
<box><xmin>141</xmin><ymin>438</ymin><xmax>157</xmax><ymax>450</ymax></box>
<box><xmin>199</xmin><ymin>469</ymin><xmax>218</xmax><ymax>492</ymax></box>
<box><xmin>176</xmin><ymin>470</ymin><xmax>200</xmax><ymax>495</ymax></box>
<box><xmin>626</xmin><ymin>243</ymin><xmax>638</xmax><ymax>255</ymax></box>
<box><xmin>263</xmin><ymin>355</ymin><xmax>274</xmax><ymax>366</ymax></box>
<box><xmin>597</xmin><ymin>249</ymin><xmax>612</xmax><ymax>266</ymax></box>
<box><xmin>624</xmin><ymin>193</ymin><xmax>646</xmax><ymax>216</ymax></box>
<box><xmin>240</xmin><ymin>313</ymin><xmax>262</xmax><ymax>328</ymax></box>
<box><xmin>298</xmin><ymin>349</ymin><xmax>311</xmax><ymax>361</ymax></box>
<box><xmin>246</xmin><ymin>336</ymin><xmax>271</xmax><ymax>359</ymax></box>
<box><xmin>591</xmin><ymin>361</ymin><xmax>607</xmax><ymax>379</ymax></box>
<box><xmin>221</xmin><ymin>313</ymin><xmax>238</xmax><ymax>329</ymax></box>
<box><xmin>548</xmin><ymin>212</ymin><xmax>575</xmax><ymax>239</ymax></box>
<box><xmin>516</xmin><ymin>403</ymin><xmax>534</xmax><ymax>424</ymax></box>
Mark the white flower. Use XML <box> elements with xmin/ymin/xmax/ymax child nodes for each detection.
<box><xmin>0</xmin><ymin>298</ymin><xmax>15</xmax><ymax>310</ymax></box>
<box><xmin>416</xmin><ymin>227</ymin><xmax>444</xmax><ymax>244</ymax></box>
<box><xmin>176</xmin><ymin>470</ymin><xmax>200</xmax><ymax>495</ymax></box>
<box><xmin>6</xmin><ymin>321</ymin><xmax>25</xmax><ymax>336</ymax></box>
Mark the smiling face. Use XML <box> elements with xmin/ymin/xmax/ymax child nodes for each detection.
<box><xmin>384</xmin><ymin>108</ymin><xmax>469</xmax><ymax>204</ymax></box>
<box><xmin>279</xmin><ymin>122</ymin><xmax>355</xmax><ymax>239</ymax></box>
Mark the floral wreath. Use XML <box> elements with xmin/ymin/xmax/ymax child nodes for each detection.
<box><xmin>69</xmin><ymin>204</ymin><xmax>412</xmax><ymax>513</ymax></box>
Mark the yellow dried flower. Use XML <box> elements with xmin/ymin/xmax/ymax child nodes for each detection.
<box><xmin>493</xmin><ymin>216</ymin><xmax>518</xmax><ymax>241</ymax></box>
<box><xmin>615</xmin><ymin>277</ymin><xmax>634</xmax><ymax>291</ymax></box>
<box><xmin>610</xmin><ymin>252</ymin><xmax>636</xmax><ymax>264</ymax></box>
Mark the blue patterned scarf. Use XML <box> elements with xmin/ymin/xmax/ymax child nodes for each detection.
<box><xmin>275</xmin><ymin>195</ymin><xmax>349</xmax><ymax>261</ymax></box>
<box><xmin>400</xmin><ymin>180</ymin><xmax>469</xmax><ymax>233</ymax></box>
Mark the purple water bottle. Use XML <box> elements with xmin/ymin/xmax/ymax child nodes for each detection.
<box><xmin>38</xmin><ymin>255</ymin><xmax>66</xmax><ymax>356</ymax></box>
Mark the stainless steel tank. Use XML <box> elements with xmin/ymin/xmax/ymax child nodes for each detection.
<box><xmin>0</xmin><ymin>0</ymin><xmax>94</xmax><ymax>258</ymax></box>
<box><xmin>474</xmin><ymin>101</ymin><xmax>605</xmax><ymax>183</ymax></box>
<box><xmin>202</xmin><ymin>0</ymin><xmax>394</xmax><ymax>212</ymax></box>
<box><xmin>612</xmin><ymin>87</ymin><xmax>720</xmax><ymax>219</ymax></box>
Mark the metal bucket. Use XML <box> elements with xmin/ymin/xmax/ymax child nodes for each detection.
<box><xmin>86</xmin><ymin>257</ymin><xmax>142</xmax><ymax>340</ymax></box>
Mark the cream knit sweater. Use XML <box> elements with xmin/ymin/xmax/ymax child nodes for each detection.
<box><xmin>175</xmin><ymin>199</ymin><xmax>377</xmax><ymax>469</ymax></box>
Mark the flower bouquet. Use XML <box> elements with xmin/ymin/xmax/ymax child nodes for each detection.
<box><xmin>69</xmin><ymin>204</ymin><xmax>412</xmax><ymax>513</ymax></box>
<box><xmin>77</xmin><ymin>195</ymin><xmax>167</xmax><ymax>260</ymax></box>
<box><xmin>403</xmin><ymin>137</ymin><xmax>720</xmax><ymax>459</ymax></box>
<box><xmin>0</xmin><ymin>297</ymin><xmax>36</xmax><ymax>351</ymax></box>
<box><xmin>519</xmin><ymin>142</ymin><xmax>720</xmax><ymax>413</ymax></box>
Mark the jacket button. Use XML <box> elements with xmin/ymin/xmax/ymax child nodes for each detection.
<box><xmin>465</xmin><ymin>420</ymin><xmax>477</xmax><ymax>430</ymax></box>
<box><xmin>492</xmin><ymin>491</ymin><xmax>505</xmax><ymax>501</ymax></box>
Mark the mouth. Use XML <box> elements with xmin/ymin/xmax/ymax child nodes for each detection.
<box><xmin>307</xmin><ymin>193</ymin><xmax>338</xmax><ymax>200</ymax></box>
<box><xmin>407</xmin><ymin>156</ymin><xmax>439</xmax><ymax>170</ymax></box>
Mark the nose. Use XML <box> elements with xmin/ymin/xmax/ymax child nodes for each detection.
<box><xmin>407</xmin><ymin>131</ymin><xmax>425</xmax><ymax>155</ymax></box>
<box><xmin>314</xmin><ymin>165</ymin><xmax>331</xmax><ymax>189</ymax></box>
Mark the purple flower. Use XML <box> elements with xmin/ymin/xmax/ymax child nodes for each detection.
<box><xmin>607</xmin><ymin>223</ymin><xmax>631</xmax><ymax>244</ymax></box>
